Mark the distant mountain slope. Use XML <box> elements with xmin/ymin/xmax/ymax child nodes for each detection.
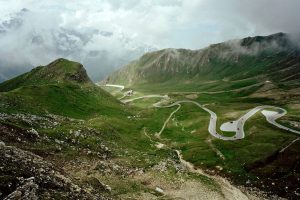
<box><xmin>0</xmin><ymin>59</ymin><xmax>121</xmax><ymax>118</ymax></box>
<box><xmin>106</xmin><ymin>33</ymin><xmax>300</xmax><ymax>92</ymax></box>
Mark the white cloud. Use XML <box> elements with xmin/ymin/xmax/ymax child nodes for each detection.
<box><xmin>0</xmin><ymin>0</ymin><xmax>299</xmax><ymax>82</ymax></box>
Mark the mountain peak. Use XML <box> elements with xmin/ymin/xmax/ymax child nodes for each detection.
<box><xmin>240</xmin><ymin>32</ymin><xmax>292</xmax><ymax>48</ymax></box>
<box><xmin>43</xmin><ymin>58</ymin><xmax>92</xmax><ymax>84</ymax></box>
<box><xmin>0</xmin><ymin>58</ymin><xmax>93</xmax><ymax>92</ymax></box>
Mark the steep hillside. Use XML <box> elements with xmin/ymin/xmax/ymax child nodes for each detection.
<box><xmin>0</xmin><ymin>58</ymin><xmax>126</xmax><ymax>199</ymax></box>
<box><xmin>0</xmin><ymin>58</ymin><xmax>121</xmax><ymax>119</ymax></box>
<box><xmin>0</xmin><ymin>58</ymin><xmax>93</xmax><ymax>92</ymax></box>
<box><xmin>106</xmin><ymin>33</ymin><xmax>300</xmax><ymax>93</ymax></box>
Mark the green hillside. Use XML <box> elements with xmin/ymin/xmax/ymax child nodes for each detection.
<box><xmin>1</xmin><ymin>35</ymin><xmax>300</xmax><ymax>199</ymax></box>
<box><xmin>106</xmin><ymin>33</ymin><xmax>300</xmax><ymax>93</ymax></box>
<box><xmin>100</xmin><ymin>33</ymin><xmax>300</xmax><ymax>199</ymax></box>
<box><xmin>1</xmin><ymin>58</ymin><xmax>211</xmax><ymax>199</ymax></box>
<box><xmin>0</xmin><ymin>58</ymin><xmax>121</xmax><ymax>119</ymax></box>
<box><xmin>0</xmin><ymin>58</ymin><xmax>93</xmax><ymax>92</ymax></box>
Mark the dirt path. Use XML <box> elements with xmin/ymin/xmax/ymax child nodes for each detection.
<box><xmin>175</xmin><ymin>150</ymin><xmax>252</xmax><ymax>200</ymax></box>
<box><xmin>206</xmin><ymin>138</ymin><xmax>225</xmax><ymax>160</ymax></box>
<box><xmin>155</xmin><ymin>104</ymin><xmax>181</xmax><ymax>138</ymax></box>
<box><xmin>279</xmin><ymin>137</ymin><xmax>300</xmax><ymax>153</ymax></box>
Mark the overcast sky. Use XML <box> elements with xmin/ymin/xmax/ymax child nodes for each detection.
<box><xmin>0</xmin><ymin>0</ymin><xmax>299</xmax><ymax>81</ymax></box>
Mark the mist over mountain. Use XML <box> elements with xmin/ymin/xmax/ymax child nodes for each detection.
<box><xmin>107</xmin><ymin>32</ymin><xmax>300</xmax><ymax>88</ymax></box>
<box><xmin>0</xmin><ymin>0</ymin><xmax>299</xmax><ymax>83</ymax></box>
<box><xmin>0</xmin><ymin>8</ymin><xmax>155</xmax><ymax>82</ymax></box>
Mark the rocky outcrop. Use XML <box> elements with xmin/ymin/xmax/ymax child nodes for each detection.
<box><xmin>3</xmin><ymin>178</ymin><xmax>38</xmax><ymax>200</ymax></box>
<box><xmin>0</xmin><ymin>142</ymin><xmax>108</xmax><ymax>200</ymax></box>
<box><xmin>47</xmin><ymin>58</ymin><xmax>93</xmax><ymax>84</ymax></box>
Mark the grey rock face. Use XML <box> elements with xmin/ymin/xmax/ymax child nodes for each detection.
<box><xmin>0</xmin><ymin>145</ymin><xmax>109</xmax><ymax>200</ymax></box>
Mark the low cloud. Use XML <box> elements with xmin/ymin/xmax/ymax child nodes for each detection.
<box><xmin>0</xmin><ymin>0</ymin><xmax>299</xmax><ymax>82</ymax></box>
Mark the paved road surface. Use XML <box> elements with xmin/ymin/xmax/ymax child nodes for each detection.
<box><xmin>122</xmin><ymin>95</ymin><xmax>167</xmax><ymax>103</ymax></box>
<box><xmin>103</xmin><ymin>84</ymin><xmax>125</xmax><ymax>90</ymax></box>
<box><xmin>103</xmin><ymin>84</ymin><xmax>300</xmax><ymax>141</ymax></box>
<box><xmin>126</xmin><ymin>96</ymin><xmax>300</xmax><ymax>140</ymax></box>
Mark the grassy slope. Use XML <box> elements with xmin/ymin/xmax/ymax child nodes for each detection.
<box><xmin>1</xmin><ymin>33</ymin><xmax>300</xmax><ymax>198</ymax></box>
<box><xmin>99</xmin><ymin>33</ymin><xmax>300</xmax><ymax>198</ymax></box>
<box><xmin>105</xmin><ymin>76</ymin><xmax>300</xmax><ymax>198</ymax></box>
<box><xmin>103</xmin><ymin>33</ymin><xmax>300</xmax><ymax>198</ymax></box>
<box><xmin>0</xmin><ymin>58</ymin><xmax>123</xmax><ymax>119</ymax></box>
<box><xmin>110</xmin><ymin>51</ymin><xmax>299</xmax><ymax>91</ymax></box>
<box><xmin>107</xmin><ymin>33</ymin><xmax>300</xmax><ymax>96</ymax></box>
<box><xmin>0</xmin><ymin>58</ymin><xmax>93</xmax><ymax>92</ymax></box>
<box><xmin>1</xmin><ymin>59</ymin><xmax>223</xmax><ymax>198</ymax></box>
<box><xmin>0</xmin><ymin>83</ymin><xmax>122</xmax><ymax>119</ymax></box>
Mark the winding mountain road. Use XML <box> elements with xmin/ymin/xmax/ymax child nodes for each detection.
<box><xmin>122</xmin><ymin>95</ymin><xmax>167</xmax><ymax>103</ymax></box>
<box><xmin>101</xmin><ymin>84</ymin><xmax>300</xmax><ymax>199</ymax></box>
<box><xmin>103</xmin><ymin>84</ymin><xmax>300</xmax><ymax>140</ymax></box>
<box><xmin>99</xmin><ymin>84</ymin><xmax>127</xmax><ymax>99</ymax></box>
<box><xmin>102</xmin><ymin>84</ymin><xmax>125</xmax><ymax>90</ymax></box>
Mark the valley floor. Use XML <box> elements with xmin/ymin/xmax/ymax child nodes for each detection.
<box><xmin>98</xmin><ymin>83</ymin><xmax>300</xmax><ymax>200</ymax></box>
<box><xmin>1</xmin><ymin>81</ymin><xmax>299</xmax><ymax>199</ymax></box>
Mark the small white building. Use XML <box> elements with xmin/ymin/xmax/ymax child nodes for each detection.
<box><xmin>126</xmin><ymin>90</ymin><xmax>133</xmax><ymax>96</ymax></box>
